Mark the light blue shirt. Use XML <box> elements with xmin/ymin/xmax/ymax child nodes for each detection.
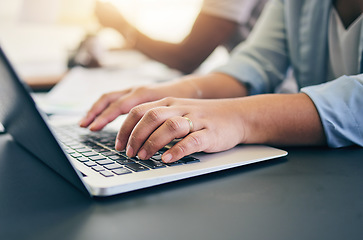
<box><xmin>215</xmin><ymin>0</ymin><xmax>363</xmax><ymax>148</ymax></box>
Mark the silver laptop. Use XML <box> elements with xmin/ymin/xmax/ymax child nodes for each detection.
<box><xmin>0</xmin><ymin>46</ymin><xmax>287</xmax><ymax>197</ymax></box>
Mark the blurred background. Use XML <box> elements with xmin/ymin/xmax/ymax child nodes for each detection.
<box><xmin>0</xmin><ymin>0</ymin><xmax>203</xmax><ymax>88</ymax></box>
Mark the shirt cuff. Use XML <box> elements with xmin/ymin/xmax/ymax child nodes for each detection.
<box><xmin>301</xmin><ymin>75</ymin><xmax>363</xmax><ymax>147</ymax></box>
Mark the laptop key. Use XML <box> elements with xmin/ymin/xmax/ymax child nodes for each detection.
<box><xmin>102</xmin><ymin>151</ymin><xmax>116</xmax><ymax>156</ymax></box>
<box><xmin>139</xmin><ymin>159</ymin><xmax>166</xmax><ymax>169</ymax></box>
<box><xmin>76</xmin><ymin>156</ymin><xmax>89</xmax><ymax>162</ymax></box>
<box><xmin>89</xmin><ymin>155</ymin><xmax>107</xmax><ymax>161</ymax></box>
<box><xmin>124</xmin><ymin>163</ymin><xmax>149</xmax><ymax>172</ymax></box>
<box><xmin>116</xmin><ymin>159</ymin><xmax>136</xmax><ymax>165</ymax></box>
<box><xmin>82</xmin><ymin>151</ymin><xmax>99</xmax><ymax>157</ymax></box>
<box><xmin>165</xmin><ymin>161</ymin><xmax>183</xmax><ymax>167</ymax></box>
<box><xmin>95</xmin><ymin>159</ymin><xmax>114</xmax><ymax>165</ymax></box>
<box><xmin>109</xmin><ymin>155</ymin><xmax>127</xmax><ymax>160</ymax></box>
<box><xmin>71</xmin><ymin>153</ymin><xmax>83</xmax><ymax>158</ymax></box>
<box><xmin>151</xmin><ymin>154</ymin><xmax>162</xmax><ymax>161</ymax></box>
<box><xmin>76</xmin><ymin>148</ymin><xmax>92</xmax><ymax>153</ymax></box>
<box><xmin>178</xmin><ymin>156</ymin><xmax>200</xmax><ymax>164</ymax></box>
<box><xmin>112</xmin><ymin>168</ymin><xmax>132</xmax><ymax>175</ymax></box>
<box><xmin>104</xmin><ymin>163</ymin><xmax>123</xmax><ymax>170</ymax></box>
<box><xmin>116</xmin><ymin>151</ymin><xmax>128</xmax><ymax>158</ymax></box>
<box><xmin>65</xmin><ymin>149</ymin><xmax>76</xmax><ymax>154</ymax></box>
<box><xmin>99</xmin><ymin>170</ymin><xmax>114</xmax><ymax>177</ymax></box>
<box><xmin>84</xmin><ymin>161</ymin><xmax>97</xmax><ymax>167</ymax></box>
<box><xmin>92</xmin><ymin>165</ymin><xmax>105</xmax><ymax>172</ymax></box>
<box><xmin>69</xmin><ymin>144</ymin><xmax>86</xmax><ymax>149</ymax></box>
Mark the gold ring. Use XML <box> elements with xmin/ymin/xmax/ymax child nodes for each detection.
<box><xmin>183</xmin><ymin>116</ymin><xmax>193</xmax><ymax>133</ymax></box>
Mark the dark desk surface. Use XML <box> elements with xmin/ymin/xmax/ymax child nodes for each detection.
<box><xmin>0</xmin><ymin>132</ymin><xmax>362</xmax><ymax>240</ymax></box>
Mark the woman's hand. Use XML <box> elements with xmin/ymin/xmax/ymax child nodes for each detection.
<box><xmin>114</xmin><ymin>93</ymin><xmax>326</xmax><ymax>163</ymax></box>
<box><xmin>79</xmin><ymin>85</ymin><xmax>163</xmax><ymax>131</ymax></box>
<box><xmin>78</xmin><ymin>76</ymin><xmax>201</xmax><ymax>131</ymax></box>
<box><xmin>115</xmin><ymin>97</ymin><xmax>247</xmax><ymax>163</ymax></box>
<box><xmin>79</xmin><ymin>73</ymin><xmax>248</xmax><ymax>131</ymax></box>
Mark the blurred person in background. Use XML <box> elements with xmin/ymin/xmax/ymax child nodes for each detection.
<box><xmin>70</xmin><ymin>0</ymin><xmax>268</xmax><ymax>73</ymax></box>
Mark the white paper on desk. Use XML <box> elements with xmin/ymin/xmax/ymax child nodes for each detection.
<box><xmin>39</xmin><ymin>64</ymin><xmax>181</xmax><ymax>115</ymax></box>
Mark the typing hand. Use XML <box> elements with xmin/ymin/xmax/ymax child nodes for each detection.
<box><xmin>79</xmin><ymin>85</ymin><xmax>158</xmax><ymax>131</ymax></box>
<box><xmin>79</xmin><ymin>76</ymin><xmax>200</xmax><ymax>131</ymax></box>
<box><xmin>115</xmin><ymin>97</ymin><xmax>246</xmax><ymax>163</ymax></box>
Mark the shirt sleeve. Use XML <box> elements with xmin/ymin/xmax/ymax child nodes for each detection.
<box><xmin>301</xmin><ymin>75</ymin><xmax>363</xmax><ymax>148</ymax></box>
<box><xmin>213</xmin><ymin>0</ymin><xmax>290</xmax><ymax>95</ymax></box>
<box><xmin>201</xmin><ymin>0</ymin><xmax>262</xmax><ymax>24</ymax></box>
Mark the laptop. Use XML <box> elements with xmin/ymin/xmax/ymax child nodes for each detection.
<box><xmin>0</xmin><ymin>46</ymin><xmax>287</xmax><ymax>197</ymax></box>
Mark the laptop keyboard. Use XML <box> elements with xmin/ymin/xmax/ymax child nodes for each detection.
<box><xmin>54</xmin><ymin>126</ymin><xmax>200</xmax><ymax>177</ymax></box>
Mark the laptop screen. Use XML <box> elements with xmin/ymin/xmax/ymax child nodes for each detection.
<box><xmin>0</xmin><ymin>46</ymin><xmax>88</xmax><ymax>194</ymax></box>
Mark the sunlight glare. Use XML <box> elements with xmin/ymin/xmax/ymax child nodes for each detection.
<box><xmin>97</xmin><ymin>0</ymin><xmax>203</xmax><ymax>42</ymax></box>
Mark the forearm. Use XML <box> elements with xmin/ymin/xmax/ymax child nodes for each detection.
<box><xmin>239</xmin><ymin>93</ymin><xmax>326</xmax><ymax>146</ymax></box>
<box><xmin>133</xmin><ymin>34</ymin><xmax>204</xmax><ymax>73</ymax></box>
<box><xmin>115</xmin><ymin>13</ymin><xmax>237</xmax><ymax>74</ymax></box>
<box><xmin>113</xmin><ymin>23</ymin><xmax>204</xmax><ymax>73</ymax></box>
<box><xmin>155</xmin><ymin>72</ymin><xmax>248</xmax><ymax>99</ymax></box>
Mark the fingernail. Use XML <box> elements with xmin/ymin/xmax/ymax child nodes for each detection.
<box><xmin>78</xmin><ymin>118</ymin><xmax>86</xmax><ymax>127</ymax></box>
<box><xmin>126</xmin><ymin>144</ymin><xmax>134</xmax><ymax>157</ymax></box>
<box><xmin>89</xmin><ymin>123</ymin><xmax>99</xmax><ymax>131</ymax></box>
<box><xmin>138</xmin><ymin>149</ymin><xmax>147</xmax><ymax>160</ymax></box>
<box><xmin>162</xmin><ymin>153</ymin><xmax>172</xmax><ymax>163</ymax></box>
<box><xmin>89</xmin><ymin>123</ymin><xmax>96</xmax><ymax>130</ymax></box>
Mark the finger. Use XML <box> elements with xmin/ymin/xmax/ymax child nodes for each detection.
<box><xmin>136</xmin><ymin>116</ymin><xmax>196</xmax><ymax>160</ymax></box>
<box><xmin>161</xmin><ymin>130</ymin><xmax>208</xmax><ymax>163</ymax></box>
<box><xmin>115</xmin><ymin>102</ymin><xmax>162</xmax><ymax>152</ymax></box>
<box><xmin>79</xmin><ymin>91</ymin><xmax>125</xmax><ymax>128</ymax></box>
<box><xmin>115</xmin><ymin>98</ymin><xmax>182</xmax><ymax>153</ymax></box>
<box><xmin>115</xmin><ymin>97</ymin><xmax>192</xmax><ymax>153</ymax></box>
<box><xmin>88</xmin><ymin>85</ymin><xmax>161</xmax><ymax>131</ymax></box>
<box><xmin>116</xmin><ymin>105</ymin><xmax>176</xmax><ymax>155</ymax></box>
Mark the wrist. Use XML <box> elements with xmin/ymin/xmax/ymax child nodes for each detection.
<box><xmin>178</xmin><ymin>75</ymin><xmax>204</xmax><ymax>98</ymax></box>
<box><xmin>118</xmin><ymin>23</ymin><xmax>138</xmax><ymax>49</ymax></box>
<box><xmin>185</xmin><ymin>78</ymin><xmax>203</xmax><ymax>99</ymax></box>
<box><xmin>124</xmin><ymin>26</ymin><xmax>138</xmax><ymax>48</ymax></box>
